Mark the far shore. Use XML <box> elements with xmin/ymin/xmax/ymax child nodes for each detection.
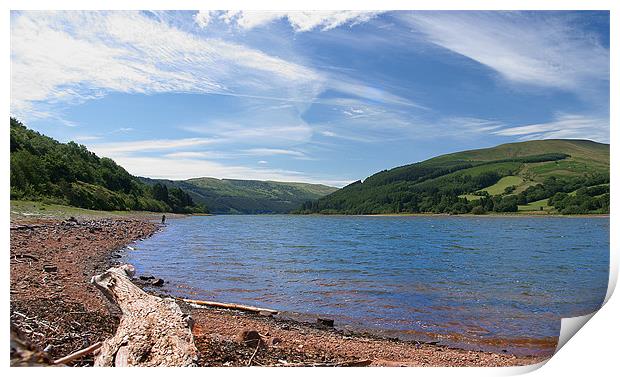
<box><xmin>355</xmin><ymin>212</ymin><xmax>610</xmax><ymax>218</ymax></box>
<box><xmin>289</xmin><ymin>211</ymin><xmax>609</xmax><ymax>219</ymax></box>
<box><xmin>11</xmin><ymin>199</ymin><xmax>608</xmax><ymax>220</ymax></box>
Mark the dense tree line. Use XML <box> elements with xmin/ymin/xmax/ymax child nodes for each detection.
<box><xmin>548</xmin><ymin>185</ymin><xmax>609</xmax><ymax>214</ymax></box>
<box><xmin>10</xmin><ymin>117</ymin><xmax>207</xmax><ymax>213</ymax></box>
<box><xmin>297</xmin><ymin>162</ymin><xmax>521</xmax><ymax>215</ymax></box>
<box><xmin>515</xmin><ymin>175</ymin><xmax>608</xmax><ymax>205</ymax></box>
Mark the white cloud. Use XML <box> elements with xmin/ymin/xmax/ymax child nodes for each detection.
<box><xmin>401</xmin><ymin>11</ymin><xmax>609</xmax><ymax>91</ymax></box>
<box><xmin>174</xmin><ymin>96</ymin><xmax>317</xmax><ymax>148</ymax></box>
<box><xmin>196</xmin><ymin>11</ymin><xmax>383</xmax><ymax>32</ymax></box>
<box><xmin>163</xmin><ymin>148</ymin><xmax>309</xmax><ymax>160</ymax></box>
<box><xmin>326</xmin><ymin>80</ymin><xmax>424</xmax><ymax>109</ymax></box>
<box><xmin>72</xmin><ymin>135</ymin><xmax>102</xmax><ymax>142</ymax></box>
<box><xmin>193</xmin><ymin>10</ymin><xmax>212</xmax><ymax>28</ymax></box>
<box><xmin>311</xmin><ymin>97</ymin><xmax>419</xmax><ymax>143</ymax></box>
<box><xmin>10</xmin><ymin>11</ymin><xmax>325</xmax><ymax>118</ymax></box>
<box><xmin>89</xmin><ymin>137</ymin><xmax>219</xmax><ymax>157</ymax></box>
<box><xmin>107</xmin><ymin>155</ymin><xmax>348</xmax><ymax>186</ymax></box>
<box><xmin>257</xmin><ymin>160</ymin><xmax>268</xmax><ymax>164</ymax></box>
<box><xmin>440</xmin><ymin>117</ymin><xmax>504</xmax><ymax>134</ymax></box>
<box><xmin>111</xmin><ymin>156</ymin><xmax>305</xmax><ymax>181</ymax></box>
<box><xmin>243</xmin><ymin>148</ymin><xmax>306</xmax><ymax>157</ymax></box>
<box><xmin>493</xmin><ymin>114</ymin><xmax>609</xmax><ymax>142</ymax></box>
<box><xmin>11</xmin><ymin>10</ymin><xmax>419</xmax><ymax>127</ymax></box>
<box><xmin>163</xmin><ymin>151</ymin><xmax>228</xmax><ymax>159</ymax></box>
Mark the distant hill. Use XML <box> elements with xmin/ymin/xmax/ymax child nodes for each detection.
<box><xmin>10</xmin><ymin>118</ymin><xmax>205</xmax><ymax>214</ymax></box>
<box><xmin>141</xmin><ymin>177</ymin><xmax>337</xmax><ymax>214</ymax></box>
<box><xmin>298</xmin><ymin>139</ymin><xmax>609</xmax><ymax>215</ymax></box>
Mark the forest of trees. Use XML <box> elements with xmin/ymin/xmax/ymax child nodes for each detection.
<box><xmin>548</xmin><ymin>184</ymin><xmax>610</xmax><ymax>215</ymax></box>
<box><xmin>10</xmin><ymin>117</ymin><xmax>207</xmax><ymax>213</ymax></box>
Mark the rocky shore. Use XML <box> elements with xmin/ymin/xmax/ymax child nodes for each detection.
<box><xmin>10</xmin><ymin>217</ymin><xmax>159</xmax><ymax>365</ymax></box>
<box><xmin>10</xmin><ymin>215</ymin><xmax>551</xmax><ymax>367</ymax></box>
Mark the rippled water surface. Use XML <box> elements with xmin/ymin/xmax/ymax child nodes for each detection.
<box><xmin>125</xmin><ymin>215</ymin><xmax>609</xmax><ymax>355</ymax></box>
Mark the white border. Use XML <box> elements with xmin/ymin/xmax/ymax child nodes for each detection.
<box><xmin>3</xmin><ymin>1</ymin><xmax>617</xmax><ymax>376</ymax></box>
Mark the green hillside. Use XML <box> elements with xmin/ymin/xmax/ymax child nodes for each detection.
<box><xmin>298</xmin><ymin>139</ymin><xmax>609</xmax><ymax>215</ymax></box>
<box><xmin>141</xmin><ymin>177</ymin><xmax>337</xmax><ymax>214</ymax></box>
<box><xmin>10</xmin><ymin>118</ymin><xmax>206</xmax><ymax>214</ymax></box>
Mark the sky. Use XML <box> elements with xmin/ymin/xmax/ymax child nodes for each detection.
<box><xmin>10</xmin><ymin>10</ymin><xmax>610</xmax><ymax>187</ymax></box>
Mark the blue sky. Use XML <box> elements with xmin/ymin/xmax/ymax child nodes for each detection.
<box><xmin>10</xmin><ymin>10</ymin><xmax>609</xmax><ymax>186</ymax></box>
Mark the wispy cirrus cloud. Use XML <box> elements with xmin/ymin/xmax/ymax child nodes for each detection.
<box><xmin>88</xmin><ymin>137</ymin><xmax>348</xmax><ymax>184</ymax></box>
<box><xmin>163</xmin><ymin>151</ymin><xmax>229</xmax><ymax>160</ymax></box>
<box><xmin>195</xmin><ymin>10</ymin><xmax>384</xmax><ymax>32</ymax></box>
<box><xmin>10</xmin><ymin>11</ymin><xmax>324</xmax><ymax>119</ymax></box>
<box><xmin>493</xmin><ymin>114</ymin><xmax>609</xmax><ymax>142</ymax></box>
<box><xmin>182</xmin><ymin>120</ymin><xmax>314</xmax><ymax>147</ymax></box>
<box><xmin>72</xmin><ymin>135</ymin><xmax>102</xmax><ymax>142</ymax></box>
<box><xmin>104</xmin><ymin>155</ymin><xmax>350</xmax><ymax>187</ymax></box>
<box><xmin>11</xmin><ymin>10</ymin><xmax>418</xmax><ymax>122</ymax></box>
<box><xmin>242</xmin><ymin>148</ymin><xmax>307</xmax><ymax>158</ymax></box>
<box><xmin>400</xmin><ymin>11</ymin><xmax>609</xmax><ymax>91</ymax></box>
<box><xmin>89</xmin><ymin>137</ymin><xmax>220</xmax><ymax>157</ymax></box>
<box><xmin>162</xmin><ymin>148</ymin><xmax>309</xmax><ymax>160</ymax></box>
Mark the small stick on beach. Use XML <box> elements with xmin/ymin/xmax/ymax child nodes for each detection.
<box><xmin>279</xmin><ymin>359</ymin><xmax>373</xmax><ymax>367</ymax></box>
<box><xmin>247</xmin><ymin>343</ymin><xmax>261</xmax><ymax>366</ymax></box>
<box><xmin>53</xmin><ymin>342</ymin><xmax>102</xmax><ymax>365</ymax></box>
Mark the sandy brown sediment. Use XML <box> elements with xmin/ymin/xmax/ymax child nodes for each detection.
<box><xmin>10</xmin><ymin>215</ymin><xmax>550</xmax><ymax>367</ymax></box>
<box><xmin>188</xmin><ymin>306</ymin><xmax>549</xmax><ymax>367</ymax></box>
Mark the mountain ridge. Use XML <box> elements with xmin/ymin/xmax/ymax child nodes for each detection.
<box><xmin>298</xmin><ymin>139</ymin><xmax>609</xmax><ymax>215</ymax></box>
<box><xmin>140</xmin><ymin>176</ymin><xmax>337</xmax><ymax>214</ymax></box>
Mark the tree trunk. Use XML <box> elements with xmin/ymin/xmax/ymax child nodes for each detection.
<box><xmin>91</xmin><ymin>265</ymin><xmax>197</xmax><ymax>366</ymax></box>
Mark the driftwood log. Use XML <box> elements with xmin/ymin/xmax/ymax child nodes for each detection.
<box><xmin>181</xmin><ymin>298</ymin><xmax>278</xmax><ymax>315</ymax></box>
<box><xmin>91</xmin><ymin>264</ymin><xmax>197</xmax><ymax>366</ymax></box>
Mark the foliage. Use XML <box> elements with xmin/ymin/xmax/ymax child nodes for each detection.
<box><xmin>515</xmin><ymin>175</ymin><xmax>609</xmax><ymax>205</ymax></box>
<box><xmin>548</xmin><ymin>185</ymin><xmax>610</xmax><ymax>214</ymax></box>
<box><xmin>10</xmin><ymin>117</ymin><xmax>206</xmax><ymax>214</ymax></box>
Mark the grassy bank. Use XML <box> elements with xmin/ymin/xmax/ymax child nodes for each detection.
<box><xmin>10</xmin><ymin>200</ymin><xmax>194</xmax><ymax>221</ymax></box>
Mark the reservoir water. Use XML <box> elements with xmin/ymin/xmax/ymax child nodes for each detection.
<box><xmin>124</xmin><ymin>215</ymin><xmax>609</xmax><ymax>356</ymax></box>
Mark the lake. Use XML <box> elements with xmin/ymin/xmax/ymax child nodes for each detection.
<box><xmin>124</xmin><ymin>215</ymin><xmax>609</xmax><ymax>356</ymax></box>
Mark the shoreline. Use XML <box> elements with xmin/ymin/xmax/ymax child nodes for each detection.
<box><xmin>357</xmin><ymin>213</ymin><xmax>609</xmax><ymax>218</ymax></box>
<box><xmin>10</xmin><ymin>213</ymin><xmax>551</xmax><ymax>367</ymax></box>
<box><xmin>290</xmin><ymin>212</ymin><xmax>609</xmax><ymax>219</ymax></box>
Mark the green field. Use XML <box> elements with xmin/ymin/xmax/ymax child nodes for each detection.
<box><xmin>479</xmin><ymin>176</ymin><xmax>524</xmax><ymax>195</ymax></box>
<box><xmin>459</xmin><ymin>194</ymin><xmax>485</xmax><ymax>201</ymax></box>
<box><xmin>518</xmin><ymin>198</ymin><xmax>554</xmax><ymax>212</ymax></box>
<box><xmin>428</xmin><ymin>139</ymin><xmax>609</xmax><ymax>165</ymax></box>
<box><xmin>513</xmin><ymin>180</ymin><xmax>539</xmax><ymax>194</ymax></box>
